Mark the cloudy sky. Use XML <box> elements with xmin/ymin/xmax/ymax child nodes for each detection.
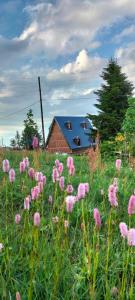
<box><xmin>0</xmin><ymin>0</ymin><xmax>135</xmax><ymax>145</ymax></box>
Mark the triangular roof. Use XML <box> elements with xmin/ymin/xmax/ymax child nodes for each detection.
<box><xmin>46</xmin><ymin>116</ymin><xmax>94</xmax><ymax>150</ymax></box>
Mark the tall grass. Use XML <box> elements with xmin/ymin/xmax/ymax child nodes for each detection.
<box><xmin>0</xmin><ymin>149</ymin><xmax>135</xmax><ymax>299</ymax></box>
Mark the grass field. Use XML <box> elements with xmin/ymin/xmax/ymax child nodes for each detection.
<box><xmin>0</xmin><ymin>149</ymin><xmax>135</xmax><ymax>300</ymax></box>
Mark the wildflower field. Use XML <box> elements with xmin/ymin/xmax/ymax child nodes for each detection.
<box><xmin>0</xmin><ymin>149</ymin><xmax>135</xmax><ymax>300</ymax></box>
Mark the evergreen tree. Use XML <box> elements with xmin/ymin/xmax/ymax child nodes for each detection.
<box><xmin>21</xmin><ymin>109</ymin><xmax>42</xmax><ymax>149</ymax></box>
<box><xmin>10</xmin><ymin>131</ymin><xmax>21</xmax><ymax>149</ymax></box>
<box><xmin>88</xmin><ymin>59</ymin><xmax>134</xmax><ymax>140</ymax></box>
<box><xmin>10</xmin><ymin>138</ymin><xmax>16</xmax><ymax>148</ymax></box>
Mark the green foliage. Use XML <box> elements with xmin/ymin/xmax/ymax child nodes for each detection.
<box><xmin>122</xmin><ymin>97</ymin><xmax>135</xmax><ymax>156</ymax></box>
<box><xmin>122</xmin><ymin>97</ymin><xmax>135</xmax><ymax>136</ymax></box>
<box><xmin>88</xmin><ymin>59</ymin><xmax>134</xmax><ymax>140</ymax></box>
<box><xmin>21</xmin><ymin>109</ymin><xmax>42</xmax><ymax>149</ymax></box>
<box><xmin>100</xmin><ymin>140</ymin><xmax>116</xmax><ymax>157</ymax></box>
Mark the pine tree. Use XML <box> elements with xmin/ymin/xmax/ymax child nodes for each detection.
<box><xmin>21</xmin><ymin>109</ymin><xmax>42</xmax><ymax>149</ymax></box>
<box><xmin>88</xmin><ymin>59</ymin><xmax>134</xmax><ymax>140</ymax></box>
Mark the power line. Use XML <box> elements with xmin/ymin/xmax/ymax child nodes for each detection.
<box><xmin>0</xmin><ymin>101</ymin><xmax>39</xmax><ymax>120</ymax></box>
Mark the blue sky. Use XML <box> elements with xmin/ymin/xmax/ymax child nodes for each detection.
<box><xmin>0</xmin><ymin>0</ymin><xmax>135</xmax><ymax>145</ymax></box>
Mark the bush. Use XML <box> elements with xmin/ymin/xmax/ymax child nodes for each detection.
<box><xmin>100</xmin><ymin>140</ymin><xmax>116</xmax><ymax>158</ymax></box>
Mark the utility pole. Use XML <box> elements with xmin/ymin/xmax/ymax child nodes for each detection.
<box><xmin>38</xmin><ymin>76</ymin><xmax>45</xmax><ymax>149</ymax></box>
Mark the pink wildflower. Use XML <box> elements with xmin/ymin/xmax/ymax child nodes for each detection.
<box><xmin>24</xmin><ymin>196</ymin><xmax>30</xmax><ymax>210</ymax></box>
<box><xmin>9</xmin><ymin>169</ymin><xmax>15</xmax><ymax>183</ymax></box>
<box><xmin>32</xmin><ymin>136</ymin><xmax>39</xmax><ymax>149</ymax></box>
<box><xmin>108</xmin><ymin>184</ymin><xmax>118</xmax><ymax>207</ymax></box>
<box><xmin>119</xmin><ymin>222</ymin><xmax>128</xmax><ymax>238</ymax></box>
<box><xmin>16</xmin><ymin>292</ymin><xmax>21</xmax><ymax>300</ymax></box>
<box><xmin>19</xmin><ymin>161</ymin><xmax>26</xmax><ymax>173</ymax></box>
<box><xmin>15</xmin><ymin>214</ymin><xmax>21</xmax><ymax>224</ymax></box>
<box><xmin>128</xmin><ymin>195</ymin><xmax>135</xmax><ymax>215</ymax></box>
<box><xmin>65</xmin><ymin>196</ymin><xmax>75</xmax><ymax>213</ymax></box>
<box><xmin>3</xmin><ymin>159</ymin><xmax>10</xmax><ymax>172</ymax></box>
<box><xmin>28</xmin><ymin>168</ymin><xmax>35</xmax><ymax>179</ymax></box>
<box><xmin>55</xmin><ymin>159</ymin><xmax>60</xmax><ymax>168</ymax></box>
<box><xmin>116</xmin><ymin>159</ymin><xmax>121</xmax><ymax>171</ymax></box>
<box><xmin>127</xmin><ymin>229</ymin><xmax>135</xmax><ymax>246</ymax></box>
<box><xmin>69</xmin><ymin>164</ymin><xmax>75</xmax><ymax>176</ymax></box>
<box><xmin>58</xmin><ymin>162</ymin><xmax>63</xmax><ymax>175</ymax></box>
<box><xmin>67</xmin><ymin>156</ymin><xmax>74</xmax><ymax>169</ymax></box>
<box><xmin>59</xmin><ymin>176</ymin><xmax>64</xmax><ymax>191</ymax></box>
<box><xmin>93</xmin><ymin>208</ymin><xmax>101</xmax><ymax>228</ymax></box>
<box><xmin>35</xmin><ymin>172</ymin><xmax>43</xmax><ymax>182</ymax></box>
<box><xmin>77</xmin><ymin>183</ymin><xmax>86</xmax><ymax>200</ymax></box>
<box><xmin>34</xmin><ymin>212</ymin><xmax>40</xmax><ymax>226</ymax></box>
<box><xmin>66</xmin><ymin>184</ymin><xmax>74</xmax><ymax>194</ymax></box>
<box><xmin>31</xmin><ymin>186</ymin><xmax>40</xmax><ymax>200</ymax></box>
<box><xmin>52</xmin><ymin>167</ymin><xmax>59</xmax><ymax>183</ymax></box>
<box><xmin>38</xmin><ymin>181</ymin><xmax>44</xmax><ymax>193</ymax></box>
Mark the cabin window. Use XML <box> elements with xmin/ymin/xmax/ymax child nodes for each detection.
<box><xmin>65</xmin><ymin>121</ymin><xmax>72</xmax><ymax>130</ymax></box>
<box><xmin>73</xmin><ymin>136</ymin><xmax>81</xmax><ymax>146</ymax></box>
<box><xmin>81</xmin><ymin>122</ymin><xmax>87</xmax><ymax>129</ymax></box>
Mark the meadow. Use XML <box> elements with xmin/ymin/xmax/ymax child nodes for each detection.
<box><xmin>0</xmin><ymin>149</ymin><xmax>135</xmax><ymax>300</ymax></box>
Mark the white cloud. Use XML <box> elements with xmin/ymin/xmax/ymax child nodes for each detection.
<box><xmin>16</xmin><ymin>0</ymin><xmax>135</xmax><ymax>57</ymax></box>
<box><xmin>81</xmin><ymin>88</ymin><xmax>94</xmax><ymax>96</ymax></box>
<box><xmin>47</xmin><ymin>49</ymin><xmax>105</xmax><ymax>85</ymax></box>
<box><xmin>113</xmin><ymin>24</ymin><xmax>135</xmax><ymax>42</ymax></box>
<box><xmin>60</xmin><ymin>49</ymin><xmax>103</xmax><ymax>75</ymax></box>
<box><xmin>115</xmin><ymin>43</ymin><xmax>135</xmax><ymax>86</ymax></box>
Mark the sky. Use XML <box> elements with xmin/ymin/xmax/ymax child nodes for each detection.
<box><xmin>0</xmin><ymin>0</ymin><xmax>135</xmax><ymax>146</ymax></box>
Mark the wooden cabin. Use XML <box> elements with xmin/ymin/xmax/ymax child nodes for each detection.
<box><xmin>46</xmin><ymin>116</ymin><xmax>95</xmax><ymax>154</ymax></box>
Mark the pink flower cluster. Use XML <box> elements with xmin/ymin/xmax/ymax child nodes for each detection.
<box><xmin>34</xmin><ymin>212</ymin><xmax>40</xmax><ymax>226</ymax></box>
<box><xmin>108</xmin><ymin>184</ymin><xmax>118</xmax><ymax>207</ymax></box>
<box><xmin>66</xmin><ymin>184</ymin><xmax>74</xmax><ymax>194</ymax></box>
<box><xmin>59</xmin><ymin>176</ymin><xmax>64</xmax><ymax>191</ymax></box>
<box><xmin>93</xmin><ymin>208</ymin><xmax>101</xmax><ymax>229</ymax></box>
<box><xmin>31</xmin><ymin>186</ymin><xmax>40</xmax><ymax>200</ymax></box>
<box><xmin>77</xmin><ymin>183</ymin><xmax>89</xmax><ymax>200</ymax></box>
<box><xmin>9</xmin><ymin>169</ymin><xmax>15</xmax><ymax>183</ymax></box>
<box><xmin>2</xmin><ymin>159</ymin><xmax>16</xmax><ymax>182</ymax></box>
<box><xmin>28</xmin><ymin>167</ymin><xmax>35</xmax><ymax>179</ymax></box>
<box><xmin>115</xmin><ymin>159</ymin><xmax>121</xmax><ymax>171</ymax></box>
<box><xmin>24</xmin><ymin>196</ymin><xmax>31</xmax><ymax>210</ymax></box>
<box><xmin>19</xmin><ymin>161</ymin><xmax>26</xmax><ymax>173</ymax></box>
<box><xmin>52</xmin><ymin>167</ymin><xmax>59</xmax><ymax>182</ymax></box>
<box><xmin>67</xmin><ymin>156</ymin><xmax>75</xmax><ymax>176</ymax></box>
<box><xmin>3</xmin><ymin>159</ymin><xmax>10</xmax><ymax>172</ymax></box>
<box><xmin>35</xmin><ymin>171</ymin><xmax>46</xmax><ymax>184</ymax></box>
<box><xmin>52</xmin><ymin>160</ymin><xmax>64</xmax><ymax>183</ymax></box>
<box><xmin>119</xmin><ymin>223</ymin><xmax>135</xmax><ymax>246</ymax></box>
<box><xmin>19</xmin><ymin>157</ymin><xmax>29</xmax><ymax>173</ymax></box>
<box><xmin>65</xmin><ymin>196</ymin><xmax>76</xmax><ymax>213</ymax></box>
<box><xmin>32</xmin><ymin>136</ymin><xmax>39</xmax><ymax>149</ymax></box>
<box><xmin>128</xmin><ymin>195</ymin><xmax>135</xmax><ymax>215</ymax></box>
